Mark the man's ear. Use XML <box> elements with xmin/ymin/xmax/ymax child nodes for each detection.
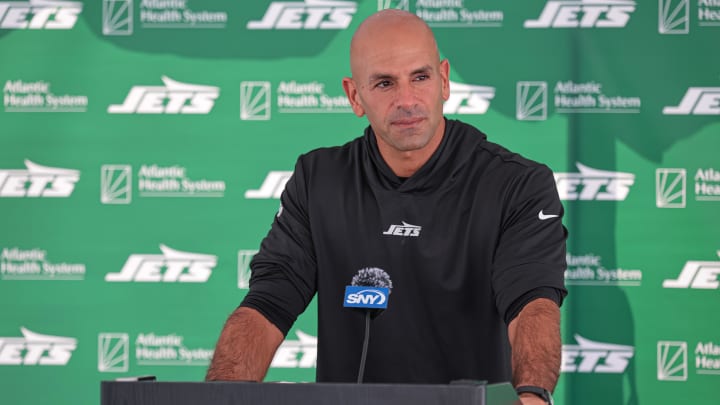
<box><xmin>342</xmin><ymin>77</ymin><xmax>366</xmax><ymax>117</ymax></box>
<box><xmin>440</xmin><ymin>59</ymin><xmax>450</xmax><ymax>101</ymax></box>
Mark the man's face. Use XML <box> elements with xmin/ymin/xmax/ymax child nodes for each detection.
<box><xmin>343</xmin><ymin>24</ymin><xmax>450</xmax><ymax>153</ymax></box>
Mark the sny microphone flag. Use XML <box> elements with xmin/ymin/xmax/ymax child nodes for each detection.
<box><xmin>343</xmin><ymin>286</ymin><xmax>390</xmax><ymax>309</ymax></box>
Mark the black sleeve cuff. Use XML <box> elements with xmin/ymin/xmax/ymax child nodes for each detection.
<box><xmin>504</xmin><ymin>286</ymin><xmax>566</xmax><ymax>325</ymax></box>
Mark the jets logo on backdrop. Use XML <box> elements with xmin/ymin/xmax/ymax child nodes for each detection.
<box><xmin>108</xmin><ymin>76</ymin><xmax>219</xmax><ymax>114</ymax></box>
<box><xmin>663</xmin><ymin>88</ymin><xmax>720</xmax><ymax>115</ymax></box>
<box><xmin>663</xmin><ymin>250</ymin><xmax>720</xmax><ymax>289</ymax></box>
<box><xmin>98</xmin><ymin>333</ymin><xmax>129</xmax><ymax>372</ymax></box>
<box><xmin>105</xmin><ymin>244</ymin><xmax>217</xmax><ymax>283</ymax></box>
<box><xmin>271</xmin><ymin>330</ymin><xmax>317</xmax><ymax>368</ymax></box>
<box><xmin>0</xmin><ymin>160</ymin><xmax>79</xmax><ymax>198</ymax></box>
<box><xmin>0</xmin><ymin>0</ymin><xmax>82</xmax><ymax>29</ymax></box>
<box><xmin>245</xmin><ymin>171</ymin><xmax>293</xmax><ymax>199</ymax></box>
<box><xmin>554</xmin><ymin>163</ymin><xmax>635</xmax><ymax>201</ymax></box>
<box><xmin>0</xmin><ymin>327</ymin><xmax>77</xmax><ymax>365</ymax></box>
<box><xmin>524</xmin><ymin>0</ymin><xmax>636</xmax><ymax>28</ymax></box>
<box><xmin>247</xmin><ymin>0</ymin><xmax>357</xmax><ymax>30</ymax></box>
<box><xmin>562</xmin><ymin>334</ymin><xmax>634</xmax><ymax>373</ymax></box>
<box><xmin>443</xmin><ymin>81</ymin><xmax>495</xmax><ymax>115</ymax></box>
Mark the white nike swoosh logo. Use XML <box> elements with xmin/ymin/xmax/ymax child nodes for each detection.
<box><xmin>538</xmin><ymin>210</ymin><xmax>559</xmax><ymax>220</ymax></box>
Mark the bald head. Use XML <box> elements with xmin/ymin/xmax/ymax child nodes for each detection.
<box><xmin>341</xmin><ymin>10</ymin><xmax>450</xmax><ymax>176</ymax></box>
<box><xmin>349</xmin><ymin>10</ymin><xmax>440</xmax><ymax>78</ymax></box>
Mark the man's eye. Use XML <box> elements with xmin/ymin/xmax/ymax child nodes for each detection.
<box><xmin>376</xmin><ymin>80</ymin><xmax>391</xmax><ymax>88</ymax></box>
<box><xmin>414</xmin><ymin>75</ymin><xmax>429</xmax><ymax>81</ymax></box>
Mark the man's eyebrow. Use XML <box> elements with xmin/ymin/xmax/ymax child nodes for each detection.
<box><xmin>368</xmin><ymin>73</ymin><xmax>396</xmax><ymax>82</ymax></box>
<box><xmin>411</xmin><ymin>65</ymin><xmax>433</xmax><ymax>75</ymax></box>
<box><xmin>368</xmin><ymin>65</ymin><xmax>434</xmax><ymax>82</ymax></box>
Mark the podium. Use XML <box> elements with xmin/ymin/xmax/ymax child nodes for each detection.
<box><xmin>101</xmin><ymin>380</ymin><xmax>521</xmax><ymax>405</ymax></box>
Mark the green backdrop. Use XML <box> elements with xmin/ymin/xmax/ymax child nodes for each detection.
<box><xmin>1</xmin><ymin>0</ymin><xmax>719</xmax><ymax>404</ymax></box>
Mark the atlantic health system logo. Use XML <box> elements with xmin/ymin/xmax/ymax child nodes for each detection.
<box><xmin>102</xmin><ymin>0</ymin><xmax>228</xmax><ymax>35</ymax></box>
<box><xmin>378</xmin><ymin>0</ymin><xmax>504</xmax><ymax>28</ymax></box>
<box><xmin>98</xmin><ymin>332</ymin><xmax>214</xmax><ymax>371</ymax></box>
<box><xmin>565</xmin><ymin>252</ymin><xmax>642</xmax><ymax>287</ymax></box>
<box><xmin>1</xmin><ymin>247</ymin><xmax>86</xmax><ymax>281</ymax></box>
<box><xmin>656</xmin><ymin>168</ymin><xmax>686</xmax><ymax>208</ymax></box>
<box><xmin>516</xmin><ymin>80</ymin><xmax>641</xmax><ymax>120</ymax></box>
<box><xmin>659</xmin><ymin>0</ymin><xmax>720</xmax><ymax>34</ymax></box>
<box><xmin>0</xmin><ymin>160</ymin><xmax>79</xmax><ymax>198</ymax></box>
<box><xmin>0</xmin><ymin>0</ymin><xmax>82</xmax><ymax>29</ymax></box>
<box><xmin>240</xmin><ymin>82</ymin><xmax>271</xmax><ymax>120</ymax></box>
<box><xmin>238</xmin><ymin>249</ymin><xmax>258</xmax><ymax>289</ymax></box>
<box><xmin>516</xmin><ymin>82</ymin><xmax>548</xmax><ymax>120</ymax></box>
<box><xmin>3</xmin><ymin>79</ymin><xmax>88</xmax><ymax>113</ymax></box>
<box><xmin>656</xmin><ymin>167</ymin><xmax>720</xmax><ymax>208</ymax></box>
<box><xmin>657</xmin><ymin>339</ymin><xmax>720</xmax><ymax>381</ymax></box>
<box><xmin>98</xmin><ymin>333</ymin><xmax>129</xmax><ymax>372</ymax></box>
<box><xmin>101</xmin><ymin>164</ymin><xmax>226</xmax><ymax>204</ymax></box>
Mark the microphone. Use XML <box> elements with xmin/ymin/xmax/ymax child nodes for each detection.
<box><xmin>345</xmin><ymin>267</ymin><xmax>393</xmax><ymax>319</ymax></box>
<box><xmin>343</xmin><ymin>267</ymin><xmax>393</xmax><ymax>383</ymax></box>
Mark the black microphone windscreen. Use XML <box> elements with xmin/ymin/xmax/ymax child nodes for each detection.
<box><xmin>351</xmin><ymin>267</ymin><xmax>393</xmax><ymax>290</ymax></box>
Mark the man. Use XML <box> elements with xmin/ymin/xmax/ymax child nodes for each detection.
<box><xmin>207</xmin><ymin>10</ymin><xmax>566</xmax><ymax>405</ymax></box>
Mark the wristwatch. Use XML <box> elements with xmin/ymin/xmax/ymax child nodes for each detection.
<box><xmin>515</xmin><ymin>385</ymin><xmax>554</xmax><ymax>405</ymax></box>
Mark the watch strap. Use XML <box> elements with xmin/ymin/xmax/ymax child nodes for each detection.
<box><xmin>515</xmin><ymin>385</ymin><xmax>553</xmax><ymax>405</ymax></box>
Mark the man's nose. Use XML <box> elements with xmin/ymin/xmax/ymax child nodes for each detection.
<box><xmin>394</xmin><ymin>82</ymin><xmax>417</xmax><ymax>109</ymax></box>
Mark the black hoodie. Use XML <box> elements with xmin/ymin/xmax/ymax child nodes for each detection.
<box><xmin>243</xmin><ymin>119</ymin><xmax>567</xmax><ymax>384</ymax></box>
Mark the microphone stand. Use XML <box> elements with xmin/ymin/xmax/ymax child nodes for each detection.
<box><xmin>357</xmin><ymin>311</ymin><xmax>371</xmax><ymax>383</ymax></box>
